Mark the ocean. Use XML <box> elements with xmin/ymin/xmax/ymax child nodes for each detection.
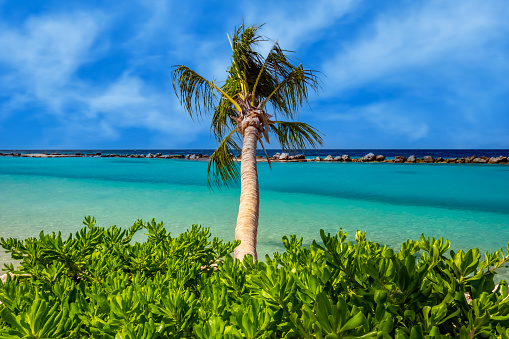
<box><xmin>2</xmin><ymin>148</ymin><xmax>509</xmax><ymax>159</ymax></box>
<box><xmin>1</xmin><ymin>150</ymin><xmax>509</xmax><ymax>278</ymax></box>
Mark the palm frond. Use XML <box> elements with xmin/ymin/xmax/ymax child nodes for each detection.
<box><xmin>260</xmin><ymin>64</ymin><xmax>319</xmax><ymax>119</ymax></box>
<box><xmin>270</xmin><ymin>121</ymin><xmax>323</xmax><ymax>151</ymax></box>
<box><xmin>212</xmin><ymin>98</ymin><xmax>238</xmax><ymax>142</ymax></box>
<box><xmin>207</xmin><ymin>129</ymin><xmax>242</xmax><ymax>187</ymax></box>
<box><xmin>171</xmin><ymin>65</ymin><xmax>216</xmax><ymax>119</ymax></box>
<box><xmin>228</xmin><ymin>24</ymin><xmax>266</xmax><ymax>94</ymax></box>
<box><xmin>251</xmin><ymin>39</ymin><xmax>278</xmax><ymax>104</ymax></box>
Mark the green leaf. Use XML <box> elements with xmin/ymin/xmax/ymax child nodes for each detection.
<box><xmin>340</xmin><ymin>312</ymin><xmax>365</xmax><ymax>332</ymax></box>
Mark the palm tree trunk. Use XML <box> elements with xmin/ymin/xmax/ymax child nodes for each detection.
<box><xmin>234</xmin><ymin>123</ymin><xmax>260</xmax><ymax>261</ymax></box>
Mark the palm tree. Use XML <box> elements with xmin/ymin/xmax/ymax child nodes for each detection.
<box><xmin>172</xmin><ymin>24</ymin><xmax>323</xmax><ymax>261</ymax></box>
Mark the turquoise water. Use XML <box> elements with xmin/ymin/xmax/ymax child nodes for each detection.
<box><xmin>1</xmin><ymin>157</ymin><xmax>509</xmax><ymax>270</ymax></box>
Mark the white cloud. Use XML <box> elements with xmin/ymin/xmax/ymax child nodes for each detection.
<box><xmin>0</xmin><ymin>9</ymin><xmax>205</xmax><ymax>147</ymax></box>
<box><xmin>324</xmin><ymin>0</ymin><xmax>509</xmax><ymax>94</ymax></box>
<box><xmin>245</xmin><ymin>0</ymin><xmax>361</xmax><ymax>53</ymax></box>
<box><xmin>86</xmin><ymin>74</ymin><xmax>199</xmax><ymax>134</ymax></box>
<box><xmin>326</xmin><ymin>101</ymin><xmax>428</xmax><ymax>141</ymax></box>
<box><xmin>0</xmin><ymin>12</ymin><xmax>102</xmax><ymax>112</ymax></box>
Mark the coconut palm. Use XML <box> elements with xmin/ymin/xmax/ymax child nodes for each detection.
<box><xmin>172</xmin><ymin>24</ymin><xmax>323</xmax><ymax>261</ymax></box>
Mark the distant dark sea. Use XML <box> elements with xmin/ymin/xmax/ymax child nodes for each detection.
<box><xmin>1</xmin><ymin>149</ymin><xmax>508</xmax><ymax>159</ymax></box>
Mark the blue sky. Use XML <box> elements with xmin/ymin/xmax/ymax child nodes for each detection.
<box><xmin>0</xmin><ymin>0</ymin><xmax>508</xmax><ymax>149</ymax></box>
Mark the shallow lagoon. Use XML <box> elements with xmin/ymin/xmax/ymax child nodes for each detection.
<box><xmin>1</xmin><ymin>157</ymin><xmax>508</xmax><ymax>269</ymax></box>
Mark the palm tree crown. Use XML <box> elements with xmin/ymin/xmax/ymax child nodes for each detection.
<box><xmin>172</xmin><ymin>23</ymin><xmax>323</xmax><ymax>260</ymax></box>
<box><xmin>172</xmin><ymin>24</ymin><xmax>323</xmax><ymax>186</ymax></box>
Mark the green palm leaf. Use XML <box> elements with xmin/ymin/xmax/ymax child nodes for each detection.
<box><xmin>261</xmin><ymin>65</ymin><xmax>319</xmax><ymax>119</ymax></box>
<box><xmin>207</xmin><ymin>129</ymin><xmax>242</xmax><ymax>187</ymax></box>
<box><xmin>270</xmin><ymin>121</ymin><xmax>323</xmax><ymax>151</ymax></box>
<box><xmin>171</xmin><ymin>65</ymin><xmax>217</xmax><ymax>119</ymax></box>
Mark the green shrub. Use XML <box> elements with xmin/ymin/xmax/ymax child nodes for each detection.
<box><xmin>1</xmin><ymin>218</ymin><xmax>508</xmax><ymax>338</ymax></box>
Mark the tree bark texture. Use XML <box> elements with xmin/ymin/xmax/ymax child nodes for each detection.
<box><xmin>234</xmin><ymin>122</ymin><xmax>260</xmax><ymax>261</ymax></box>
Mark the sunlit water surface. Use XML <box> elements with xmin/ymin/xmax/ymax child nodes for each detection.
<box><xmin>1</xmin><ymin>157</ymin><xmax>508</xmax><ymax>279</ymax></box>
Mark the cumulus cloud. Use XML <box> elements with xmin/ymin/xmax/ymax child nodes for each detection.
<box><xmin>245</xmin><ymin>0</ymin><xmax>361</xmax><ymax>53</ymax></box>
<box><xmin>0</xmin><ymin>12</ymin><xmax>101</xmax><ymax>112</ymax></box>
<box><xmin>324</xmin><ymin>1</ymin><xmax>509</xmax><ymax>94</ymax></box>
<box><xmin>0</xmin><ymin>9</ymin><xmax>206</xmax><ymax>147</ymax></box>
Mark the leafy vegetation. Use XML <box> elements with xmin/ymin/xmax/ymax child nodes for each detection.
<box><xmin>1</xmin><ymin>218</ymin><xmax>509</xmax><ymax>338</ymax></box>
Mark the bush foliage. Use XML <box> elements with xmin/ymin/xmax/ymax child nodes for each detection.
<box><xmin>1</xmin><ymin>218</ymin><xmax>509</xmax><ymax>338</ymax></box>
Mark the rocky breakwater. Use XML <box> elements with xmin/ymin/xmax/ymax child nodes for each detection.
<box><xmin>270</xmin><ymin>153</ymin><xmax>307</xmax><ymax>162</ymax></box>
<box><xmin>267</xmin><ymin>152</ymin><xmax>509</xmax><ymax>165</ymax></box>
<box><xmin>1</xmin><ymin>151</ymin><xmax>508</xmax><ymax>165</ymax></box>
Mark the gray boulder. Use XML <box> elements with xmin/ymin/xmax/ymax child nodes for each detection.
<box><xmin>394</xmin><ymin>156</ymin><xmax>406</xmax><ymax>163</ymax></box>
<box><xmin>279</xmin><ymin>153</ymin><xmax>289</xmax><ymax>160</ymax></box>
<box><xmin>294</xmin><ymin>154</ymin><xmax>306</xmax><ymax>159</ymax></box>
<box><xmin>324</xmin><ymin>155</ymin><xmax>334</xmax><ymax>161</ymax></box>
<box><xmin>334</xmin><ymin>156</ymin><xmax>343</xmax><ymax>161</ymax></box>
<box><xmin>423</xmin><ymin>155</ymin><xmax>434</xmax><ymax>163</ymax></box>
<box><xmin>361</xmin><ymin>153</ymin><xmax>376</xmax><ymax>162</ymax></box>
<box><xmin>315</xmin><ymin>157</ymin><xmax>322</xmax><ymax>161</ymax></box>
<box><xmin>406</xmin><ymin>155</ymin><xmax>416</xmax><ymax>163</ymax></box>
<box><xmin>341</xmin><ymin>155</ymin><xmax>351</xmax><ymax>161</ymax></box>
<box><xmin>472</xmin><ymin>157</ymin><xmax>487</xmax><ymax>163</ymax></box>
<box><xmin>272</xmin><ymin>153</ymin><xmax>281</xmax><ymax>160</ymax></box>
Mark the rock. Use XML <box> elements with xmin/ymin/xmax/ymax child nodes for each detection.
<box><xmin>435</xmin><ymin>157</ymin><xmax>444</xmax><ymax>162</ymax></box>
<box><xmin>446</xmin><ymin>158</ymin><xmax>458</xmax><ymax>163</ymax></box>
<box><xmin>294</xmin><ymin>154</ymin><xmax>305</xmax><ymax>159</ymax></box>
<box><xmin>272</xmin><ymin>153</ymin><xmax>281</xmax><ymax>160</ymax></box>
<box><xmin>488</xmin><ymin>157</ymin><xmax>502</xmax><ymax>164</ymax></box>
<box><xmin>155</xmin><ymin>153</ymin><xmax>162</xmax><ymax>158</ymax></box>
<box><xmin>147</xmin><ymin>153</ymin><xmax>155</xmax><ymax>158</ymax></box>
<box><xmin>315</xmin><ymin>157</ymin><xmax>322</xmax><ymax>161</ymax></box>
<box><xmin>288</xmin><ymin>156</ymin><xmax>295</xmax><ymax>160</ymax></box>
<box><xmin>394</xmin><ymin>156</ymin><xmax>406</xmax><ymax>163</ymax></box>
<box><xmin>472</xmin><ymin>157</ymin><xmax>487</xmax><ymax>163</ymax></box>
<box><xmin>422</xmin><ymin>155</ymin><xmax>434</xmax><ymax>163</ymax></box>
<box><xmin>324</xmin><ymin>155</ymin><xmax>334</xmax><ymax>161</ymax></box>
<box><xmin>279</xmin><ymin>153</ymin><xmax>289</xmax><ymax>160</ymax></box>
<box><xmin>375</xmin><ymin>155</ymin><xmax>386</xmax><ymax>161</ymax></box>
<box><xmin>341</xmin><ymin>155</ymin><xmax>351</xmax><ymax>162</ymax></box>
<box><xmin>406</xmin><ymin>155</ymin><xmax>416</xmax><ymax>163</ymax></box>
<box><xmin>465</xmin><ymin>155</ymin><xmax>476</xmax><ymax>163</ymax></box>
<box><xmin>334</xmin><ymin>156</ymin><xmax>343</xmax><ymax>161</ymax></box>
<box><xmin>361</xmin><ymin>153</ymin><xmax>375</xmax><ymax>162</ymax></box>
<box><xmin>499</xmin><ymin>157</ymin><xmax>508</xmax><ymax>163</ymax></box>
<box><xmin>96</xmin><ymin>152</ymin><xmax>102</xmax><ymax>156</ymax></box>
